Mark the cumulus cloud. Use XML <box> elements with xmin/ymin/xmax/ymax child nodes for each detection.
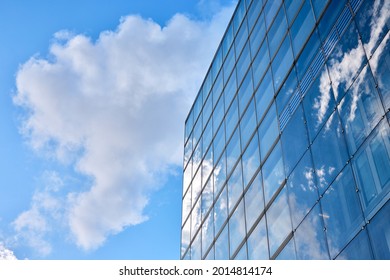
<box><xmin>0</xmin><ymin>243</ymin><xmax>17</xmax><ymax>260</ymax></box>
<box><xmin>13</xmin><ymin>5</ymin><xmax>235</xmax><ymax>251</ymax></box>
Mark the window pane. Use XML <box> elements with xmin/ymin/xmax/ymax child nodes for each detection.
<box><xmin>255</xmin><ymin>69</ymin><xmax>274</xmax><ymax>121</ymax></box>
<box><xmin>290</xmin><ymin>0</ymin><xmax>315</xmax><ymax>56</ymax></box>
<box><xmin>213</xmin><ymin>70</ymin><xmax>224</xmax><ymax>107</ymax></box>
<box><xmin>247</xmin><ymin>0</ymin><xmax>263</xmax><ymax>33</ymax></box>
<box><xmin>267</xmin><ymin>6</ymin><xmax>287</xmax><ymax>59</ymax></box>
<box><xmin>201</xmin><ymin>175</ymin><xmax>213</xmax><ymax>218</ymax></box>
<box><xmin>272</xmin><ymin>35</ymin><xmax>294</xmax><ymax>90</ymax></box>
<box><xmin>281</xmin><ymin>105</ymin><xmax>309</xmax><ymax>176</ymax></box>
<box><xmin>311</xmin><ymin>0</ymin><xmax>329</xmax><ymax>20</ymax></box>
<box><xmin>242</xmin><ymin>132</ymin><xmax>261</xmax><ymax>188</ymax></box>
<box><xmin>275</xmin><ymin>237</ymin><xmax>297</xmax><ymax>259</ymax></box>
<box><xmin>213</xmin><ymin>123</ymin><xmax>225</xmax><ymax>162</ymax></box>
<box><xmin>262</xmin><ymin>141</ymin><xmax>285</xmax><ymax>205</ymax></box>
<box><xmin>225</xmin><ymin>97</ymin><xmax>239</xmax><ymax>140</ymax></box>
<box><xmin>287</xmin><ymin>150</ymin><xmax>318</xmax><ymax>228</ymax></box>
<box><xmin>181</xmin><ymin>218</ymin><xmax>191</xmax><ymax>258</ymax></box>
<box><xmin>202</xmin><ymin>210</ymin><xmax>214</xmax><ymax>258</ymax></box>
<box><xmin>190</xmin><ymin>230</ymin><xmax>201</xmax><ymax>260</ymax></box>
<box><xmin>234</xmin><ymin>242</ymin><xmax>248</xmax><ymax>259</ymax></box>
<box><xmin>264</xmin><ymin>0</ymin><xmax>282</xmax><ymax>28</ymax></box>
<box><xmin>235</xmin><ymin>18</ymin><xmax>249</xmax><ymax>57</ymax></box>
<box><xmin>295</xmin><ymin>29</ymin><xmax>321</xmax><ymax>81</ymax></box>
<box><xmin>339</xmin><ymin>66</ymin><xmax>384</xmax><ymax>155</ymax></box>
<box><xmin>258</xmin><ymin>103</ymin><xmax>279</xmax><ymax>158</ymax></box>
<box><xmin>284</xmin><ymin>0</ymin><xmax>304</xmax><ymax>25</ymax></box>
<box><xmin>236</xmin><ymin>43</ymin><xmax>251</xmax><ymax>84</ymax></box>
<box><xmin>226</xmin><ymin>127</ymin><xmax>241</xmax><ymax>174</ymax></box>
<box><xmin>275</xmin><ymin>68</ymin><xmax>298</xmax><ymax>116</ymax></box>
<box><xmin>224</xmin><ymin>46</ymin><xmax>236</xmax><ymax>80</ymax></box>
<box><xmin>247</xmin><ymin>217</ymin><xmax>269</xmax><ymax>259</ymax></box>
<box><xmin>266</xmin><ymin>187</ymin><xmax>292</xmax><ymax>257</ymax></box>
<box><xmin>249</xmin><ymin>12</ymin><xmax>266</xmax><ymax>56</ymax></box>
<box><xmin>311</xmin><ymin>111</ymin><xmax>349</xmax><ymax>192</ymax></box>
<box><xmin>228</xmin><ymin>160</ymin><xmax>244</xmax><ymax>214</ymax></box>
<box><xmin>224</xmin><ymin>68</ymin><xmax>237</xmax><ymax>110</ymax></box>
<box><xmin>237</xmin><ymin>68</ymin><xmax>254</xmax><ymax>113</ymax></box>
<box><xmin>191</xmin><ymin>195</ymin><xmax>202</xmax><ymax>242</ymax></box>
<box><xmin>321</xmin><ymin>166</ymin><xmax>364</xmax><ymax>258</ymax></box>
<box><xmin>229</xmin><ymin>199</ymin><xmax>246</xmax><ymax>257</ymax></box>
<box><xmin>294</xmin><ymin>204</ymin><xmax>329</xmax><ymax>259</ymax></box>
<box><xmin>367</xmin><ymin>201</ymin><xmax>390</xmax><ymax>259</ymax></box>
<box><xmin>245</xmin><ymin>171</ymin><xmax>264</xmax><ymax>230</ymax></box>
<box><xmin>214</xmin><ymin>186</ymin><xmax>228</xmax><ymax>235</ymax></box>
<box><xmin>252</xmin><ymin>40</ymin><xmax>270</xmax><ymax>89</ymax></box>
<box><xmin>213</xmin><ymin>95</ymin><xmax>225</xmax><ymax>135</ymax></box>
<box><xmin>214</xmin><ymin>151</ymin><xmax>226</xmax><ymax>195</ymax></box>
<box><xmin>317</xmin><ymin>0</ymin><xmax>346</xmax><ymax>42</ymax></box>
<box><xmin>215</xmin><ymin>224</ymin><xmax>229</xmax><ymax>259</ymax></box>
<box><xmin>240</xmin><ymin>98</ymin><xmax>257</xmax><ymax>150</ymax></box>
<box><xmin>336</xmin><ymin>229</ymin><xmax>373</xmax><ymax>260</ymax></box>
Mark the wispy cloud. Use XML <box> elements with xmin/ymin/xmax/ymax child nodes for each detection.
<box><xmin>0</xmin><ymin>242</ymin><xmax>17</xmax><ymax>260</ymax></box>
<box><xmin>13</xmin><ymin>6</ymin><xmax>235</xmax><ymax>252</ymax></box>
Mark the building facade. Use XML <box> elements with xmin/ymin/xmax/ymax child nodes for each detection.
<box><xmin>181</xmin><ymin>0</ymin><xmax>390</xmax><ymax>259</ymax></box>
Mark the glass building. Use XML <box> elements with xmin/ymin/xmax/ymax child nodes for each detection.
<box><xmin>181</xmin><ymin>0</ymin><xmax>390</xmax><ymax>260</ymax></box>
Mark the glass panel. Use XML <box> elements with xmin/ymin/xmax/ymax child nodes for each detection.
<box><xmin>321</xmin><ymin>166</ymin><xmax>364</xmax><ymax>259</ymax></box>
<box><xmin>267</xmin><ymin>6</ymin><xmax>287</xmax><ymax>59</ymax></box>
<box><xmin>191</xmin><ymin>196</ymin><xmax>202</xmax><ymax>243</ymax></box>
<box><xmin>202</xmin><ymin>120</ymin><xmax>213</xmax><ymax>154</ymax></box>
<box><xmin>247</xmin><ymin>0</ymin><xmax>263</xmax><ymax>33</ymax></box>
<box><xmin>295</xmin><ymin>29</ymin><xmax>321</xmax><ymax>81</ymax></box>
<box><xmin>255</xmin><ymin>69</ymin><xmax>274</xmax><ymax>121</ymax></box>
<box><xmin>191</xmin><ymin>230</ymin><xmax>201</xmax><ymax>260</ymax></box>
<box><xmin>192</xmin><ymin>168</ymin><xmax>202</xmax><ymax>207</ymax></box>
<box><xmin>211</xmin><ymin>47</ymin><xmax>223</xmax><ymax>83</ymax></box>
<box><xmin>303</xmin><ymin>70</ymin><xmax>336</xmax><ymax>142</ymax></box>
<box><xmin>290</xmin><ymin>0</ymin><xmax>315</xmax><ymax>56</ymax></box>
<box><xmin>271</xmin><ymin>35</ymin><xmax>294</xmax><ymax>90</ymax></box>
<box><xmin>284</xmin><ymin>0</ymin><xmax>304</xmax><ymax>25</ymax></box>
<box><xmin>355</xmin><ymin>0</ymin><xmax>389</xmax><ymax>57</ymax></box>
<box><xmin>235</xmin><ymin>18</ymin><xmax>249</xmax><ymax>57</ymax></box>
<box><xmin>242</xmin><ymin>133</ymin><xmax>261</xmax><ymax>188</ymax></box>
<box><xmin>182</xmin><ymin>182</ymin><xmax>192</xmax><ymax>224</ymax></box>
<box><xmin>205</xmin><ymin>245</ymin><xmax>214</xmax><ymax>260</ymax></box>
<box><xmin>213</xmin><ymin>95</ymin><xmax>225</xmax><ymax>136</ymax></box>
<box><xmin>247</xmin><ymin>217</ymin><xmax>269</xmax><ymax>259</ymax></box>
<box><xmin>249</xmin><ymin>12</ymin><xmax>266</xmax><ymax>56</ymax></box>
<box><xmin>266</xmin><ymin>187</ymin><xmax>292</xmax><ymax>257</ymax></box>
<box><xmin>214</xmin><ymin>186</ymin><xmax>228</xmax><ymax>235</ymax></box>
<box><xmin>224</xmin><ymin>46</ymin><xmax>236</xmax><ymax>80</ymax></box>
<box><xmin>327</xmin><ymin>21</ymin><xmax>367</xmax><ymax>103</ymax></box>
<box><xmin>236</xmin><ymin>43</ymin><xmax>251</xmax><ymax>84</ymax></box>
<box><xmin>213</xmin><ymin>70</ymin><xmax>224</xmax><ymax>108</ymax></box>
<box><xmin>311</xmin><ymin>111</ymin><xmax>349</xmax><ymax>192</ymax></box>
<box><xmin>311</xmin><ymin>0</ymin><xmax>329</xmax><ymax>20</ymax></box>
<box><xmin>294</xmin><ymin>204</ymin><xmax>329</xmax><ymax>259</ymax></box>
<box><xmin>336</xmin><ymin>229</ymin><xmax>373</xmax><ymax>260</ymax></box>
<box><xmin>214</xmin><ymin>151</ymin><xmax>226</xmax><ymax>195</ymax></box>
<box><xmin>275</xmin><ymin>237</ymin><xmax>296</xmax><ymax>259</ymax></box>
<box><xmin>317</xmin><ymin>0</ymin><xmax>346</xmax><ymax>42</ymax></box>
<box><xmin>228</xmin><ymin>160</ymin><xmax>244</xmax><ymax>214</ymax></box>
<box><xmin>287</xmin><ymin>150</ymin><xmax>318</xmax><ymax>229</ymax></box>
<box><xmin>233</xmin><ymin>0</ymin><xmax>247</xmax><ymax>34</ymax></box>
<box><xmin>262</xmin><ymin>141</ymin><xmax>285</xmax><ymax>204</ymax></box>
<box><xmin>275</xmin><ymin>68</ymin><xmax>298</xmax><ymax>116</ymax></box>
<box><xmin>244</xmin><ymin>171</ymin><xmax>264</xmax><ymax>231</ymax></box>
<box><xmin>252</xmin><ymin>40</ymin><xmax>270</xmax><ymax>89</ymax></box>
<box><xmin>353</xmin><ymin>121</ymin><xmax>390</xmax><ymax>212</ymax></box>
<box><xmin>263</xmin><ymin>0</ymin><xmax>282</xmax><ymax>28</ymax></box>
<box><xmin>339</xmin><ymin>66</ymin><xmax>384</xmax><ymax>155</ymax></box>
<box><xmin>258</xmin><ymin>103</ymin><xmax>279</xmax><ymax>158</ymax></box>
<box><xmin>225</xmin><ymin>97</ymin><xmax>239</xmax><ymax>140</ymax></box>
<box><xmin>213</xmin><ymin>123</ymin><xmax>225</xmax><ymax>163</ymax></box>
<box><xmin>281</xmin><ymin>105</ymin><xmax>309</xmax><ymax>176</ymax></box>
<box><xmin>240</xmin><ymin>99</ymin><xmax>257</xmax><ymax>151</ymax></box>
<box><xmin>234</xmin><ymin>242</ymin><xmax>248</xmax><ymax>260</ymax></box>
<box><xmin>237</xmin><ymin>68</ymin><xmax>254</xmax><ymax>113</ymax></box>
<box><xmin>367</xmin><ymin>201</ymin><xmax>390</xmax><ymax>259</ymax></box>
<box><xmin>181</xmin><ymin>218</ymin><xmax>191</xmax><ymax>258</ymax></box>
<box><xmin>215</xmin><ymin>224</ymin><xmax>229</xmax><ymax>260</ymax></box>
<box><xmin>370</xmin><ymin>33</ymin><xmax>390</xmax><ymax>110</ymax></box>
<box><xmin>201</xmin><ymin>176</ymin><xmax>213</xmax><ymax>218</ymax></box>
<box><xmin>224</xmin><ymin>69</ymin><xmax>237</xmax><ymax>110</ymax></box>
<box><xmin>226</xmin><ymin>127</ymin><xmax>241</xmax><ymax>175</ymax></box>
<box><xmin>229</xmin><ymin>199</ymin><xmax>247</xmax><ymax>257</ymax></box>
<box><xmin>202</xmin><ymin>210</ymin><xmax>214</xmax><ymax>258</ymax></box>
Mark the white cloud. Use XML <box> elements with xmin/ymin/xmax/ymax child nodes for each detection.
<box><xmin>0</xmin><ymin>243</ymin><xmax>17</xmax><ymax>260</ymax></box>
<box><xmin>14</xmin><ymin>6</ymin><xmax>235</xmax><ymax>251</ymax></box>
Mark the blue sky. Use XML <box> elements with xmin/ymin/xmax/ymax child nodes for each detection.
<box><xmin>0</xmin><ymin>0</ymin><xmax>236</xmax><ymax>259</ymax></box>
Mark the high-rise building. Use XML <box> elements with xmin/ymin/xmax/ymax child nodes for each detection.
<box><xmin>181</xmin><ymin>0</ymin><xmax>390</xmax><ymax>260</ymax></box>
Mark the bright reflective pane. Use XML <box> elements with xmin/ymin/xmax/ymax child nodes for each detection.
<box><xmin>249</xmin><ymin>12</ymin><xmax>266</xmax><ymax>56</ymax></box>
<box><xmin>191</xmin><ymin>230</ymin><xmax>202</xmax><ymax>260</ymax></box>
<box><xmin>214</xmin><ymin>151</ymin><xmax>226</xmax><ymax>196</ymax></box>
<box><xmin>234</xmin><ymin>242</ymin><xmax>248</xmax><ymax>260</ymax></box>
<box><xmin>284</xmin><ymin>0</ymin><xmax>304</xmax><ymax>25</ymax></box>
<box><xmin>247</xmin><ymin>217</ymin><xmax>269</xmax><ymax>259</ymax></box>
<box><xmin>228</xmin><ymin>160</ymin><xmax>244</xmax><ymax>214</ymax></box>
<box><xmin>201</xmin><ymin>176</ymin><xmax>213</xmax><ymax>218</ymax></box>
<box><xmin>317</xmin><ymin>0</ymin><xmax>346</xmax><ymax>42</ymax></box>
<box><xmin>191</xmin><ymin>196</ymin><xmax>202</xmax><ymax>243</ymax></box>
<box><xmin>272</xmin><ymin>35</ymin><xmax>294</xmax><ymax>90</ymax></box>
<box><xmin>224</xmin><ymin>69</ymin><xmax>237</xmax><ymax>110</ymax></box>
<box><xmin>242</xmin><ymin>132</ymin><xmax>261</xmax><ymax>188</ymax></box>
<box><xmin>213</xmin><ymin>96</ymin><xmax>225</xmax><ymax>136</ymax></box>
<box><xmin>181</xmin><ymin>218</ymin><xmax>191</xmax><ymax>258</ymax></box>
<box><xmin>236</xmin><ymin>43</ymin><xmax>251</xmax><ymax>84</ymax></box>
<box><xmin>247</xmin><ymin>0</ymin><xmax>263</xmax><ymax>33</ymax></box>
<box><xmin>182</xmin><ymin>183</ymin><xmax>192</xmax><ymax>225</ymax></box>
<box><xmin>266</xmin><ymin>187</ymin><xmax>292</xmax><ymax>257</ymax></box>
<box><xmin>240</xmin><ymin>99</ymin><xmax>257</xmax><ymax>151</ymax></box>
<box><xmin>235</xmin><ymin>18</ymin><xmax>249</xmax><ymax>57</ymax></box>
<box><xmin>262</xmin><ymin>141</ymin><xmax>285</xmax><ymax>204</ymax></box>
<box><xmin>258</xmin><ymin>103</ymin><xmax>279</xmax><ymax>158</ymax></box>
<box><xmin>275</xmin><ymin>237</ymin><xmax>296</xmax><ymax>259</ymax></box>
<box><xmin>290</xmin><ymin>0</ymin><xmax>315</xmax><ymax>56</ymax></box>
<box><xmin>275</xmin><ymin>68</ymin><xmax>298</xmax><ymax>116</ymax></box>
<box><xmin>202</xmin><ymin>211</ymin><xmax>214</xmax><ymax>258</ymax></box>
<box><xmin>213</xmin><ymin>123</ymin><xmax>225</xmax><ymax>163</ymax></box>
<box><xmin>322</xmin><ymin>166</ymin><xmax>364</xmax><ymax>258</ymax></box>
<box><xmin>225</xmin><ymin>97</ymin><xmax>239</xmax><ymax>140</ymax></box>
<box><xmin>336</xmin><ymin>229</ymin><xmax>373</xmax><ymax>260</ymax></box>
<box><xmin>367</xmin><ymin>201</ymin><xmax>390</xmax><ymax>259</ymax></box>
<box><xmin>311</xmin><ymin>111</ymin><xmax>349</xmax><ymax>191</ymax></box>
<box><xmin>281</xmin><ymin>105</ymin><xmax>309</xmax><ymax>176</ymax></box>
<box><xmin>224</xmin><ymin>46</ymin><xmax>236</xmax><ymax>80</ymax></box>
<box><xmin>252</xmin><ymin>40</ymin><xmax>270</xmax><ymax>89</ymax></box>
<box><xmin>294</xmin><ymin>204</ymin><xmax>329</xmax><ymax>259</ymax></box>
<box><xmin>214</xmin><ymin>186</ymin><xmax>228</xmax><ymax>235</ymax></box>
<box><xmin>255</xmin><ymin>69</ymin><xmax>274</xmax><ymax>121</ymax></box>
<box><xmin>287</xmin><ymin>150</ymin><xmax>318</xmax><ymax>229</ymax></box>
<box><xmin>295</xmin><ymin>29</ymin><xmax>321</xmax><ymax>81</ymax></box>
<box><xmin>244</xmin><ymin>171</ymin><xmax>264</xmax><ymax>230</ymax></box>
<box><xmin>229</xmin><ymin>199</ymin><xmax>247</xmax><ymax>257</ymax></box>
<box><xmin>238</xmin><ymin>68</ymin><xmax>254</xmax><ymax>113</ymax></box>
<box><xmin>226</xmin><ymin>127</ymin><xmax>241</xmax><ymax>175</ymax></box>
<box><xmin>268</xmin><ymin>6</ymin><xmax>287</xmax><ymax>59</ymax></box>
<box><xmin>264</xmin><ymin>0</ymin><xmax>282</xmax><ymax>28</ymax></box>
<box><xmin>215</xmin><ymin>224</ymin><xmax>229</xmax><ymax>259</ymax></box>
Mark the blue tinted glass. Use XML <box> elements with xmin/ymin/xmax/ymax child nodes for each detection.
<box><xmin>228</xmin><ymin>160</ymin><xmax>244</xmax><ymax>215</ymax></box>
<box><xmin>311</xmin><ymin>111</ymin><xmax>349</xmax><ymax>191</ymax></box>
<box><xmin>240</xmin><ymin>99</ymin><xmax>257</xmax><ymax>150</ymax></box>
<box><xmin>214</xmin><ymin>151</ymin><xmax>226</xmax><ymax>195</ymax></box>
<box><xmin>370</xmin><ymin>34</ymin><xmax>390</xmax><ymax>110</ymax></box>
<box><xmin>247</xmin><ymin>0</ymin><xmax>263</xmax><ymax>33</ymax></box>
<box><xmin>233</xmin><ymin>0</ymin><xmax>247</xmax><ymax>34</ymax></box>
<box><xmin>247</xmin><ymin>217</ymin><xmax>269</xmax><ymax>259</ymax></box>
<box><xmin>214</xmin><ymin>186</ymin><xmax>228</xmax><ymax>235</ymax></box>
<box><xmin>268</xmin><ymin>6</ymin><xmax>287</xmax><ymax>59</ymax></box>
<box><xmin>222</xmin><ymin>23</ymin><xmax>234</xmax><ymax>58</ymax></box>
<box><xmin>317</xmin><ymin>0</ymin><xmax>346</xmax><ymax>42</ymax></box>
<box><xmin>336</xmin><ymin>229</ymin><xmax>373</xmax><ymax>260</ymax></box>
<box><xmin>295</xmin><ymin>29</ymin><xmax>321</xmax><ymax>81</ymax></box>
<box><xmin>287</xmin><ymin>150</ymin><xmax>318</xmax><ymax>229</ymax></box>
<box><xmin>224</xmin><ymin>46</ymin><xmax>236</xmax><ymax>80</ymax></box>
<box><xmin>203</xmin><ymin>95</ymin><xmax>213</xmax><ymax>129</ymax></box>
<box><xmin>201</xmin><ymin>176</ymin><xmax>213</xmax><ymax>217</ymax></box>
<box><xmin>322</xmin><ymin>166</ymin><xmax>364</xmax><ymax>258</ymax></box>
<box><xmin>205</xmin><ymin>245</ymin><xmax>214</xmax><ymax>260</ymax></box>
<box><xmin>224</xmin><ymin>69</ymin><xmax>237</xmax><ymax>109</ymax></box>
<box><xmin>367</xmin><ymin>201</ymin><xmax>390</xmax><ymax>259</ymax></box>
<box><xmin>236</xmin><ymin>43</ymin><xmax>251</xmax><ymax>84</ymax></box>
<box><xmin>191</xmin><ymin>231</ymin><xmax>201</xmax><ymax>259</ymax></box>
<box><xmin>211</xmin><ymin>47</ymin><xmax>223</xmax><ymax>82</ymax></box>
<box><xmin>262</xmin><ymin>141</ymin><xmax>285</xmax><ymax>204</ymax></box>
<box><xmin>264</xmin><ymin>0</ymin><xmax>282</xmax><ymax>28</ymax></box>
<box><xmin>303</xmin><ymin>70</ymin><xmax>336</xmax><ymax>142</ymax></box>
<box><xmin>339</xmin><ymin>66</ymin><xmax>384</xmax><ymax>155</ymax></box>
<box><xmin>191</xmin><ymin>195</ymin><xmax>201</xmax><ymax>242</ymax></box>
<box><xmin>234</xmin><ymin>242</ymin><xmax>248</xmax><ymax>260</ymax></box>
<box><xmin>242</xmin><ymin>132</ymin><xmax>261</xmax><ymax>188</ymax></box>
<box><xmin>193</xmin><ymin>116</ymin><xmax>202</xmax><ymax>148</ymax></box>
<box><xmin>202</xmin><ymin>120</ymin><xmax>213</xmax><ymax>154</ymax></box>
<box><xmin>225</xmin><ymin>97</ymin><xmax>239</xmax><ymax>140</ymax></box>
<box><xmin>290</xmin><ymin>0</ymin><xmax>315</xmax><ymax>56</ymax></box>
<box><xmin>272</xmin><ymin>35</ymin><xmax>294</xmax><ymax>90</ymax></box>
<box><xmin>202</xmin><ymin>148</ymin><xmax>213</xmax><ymax>186</ymax></box>
<box><xmin>327</xmin><ymin>21</ymin><xmax>367</xmax><ymax>103</ymax></box>
<box><xmin>249</xmin><ymin>12</ymin><xmax>266</xmax><ymax>56</ymax></box>
<box><xmin>311</xmin><ymin>0</ymin><xmax>329</xmax><ymax>20</ymax></box>
<box><xmin>181</xmin><ymin>218</ymin><xmax>191</xmax><ymax>258</ymax></box>
<box><xmin>294</xmin><ymin>204</ymin><xmax>329</xmax><ymax>259</ymax></box>
<box><xmin>213</xmin><ymin>123</ymin><xmax>225</xmax><ymax>162</ymax></box>
<box><xmin>255</xmin><ymin>69</ymin><xmax>274</xmax><ymax>121</ymax></box>
<box><xmin>226</xmin><ymin>127</ymin><xmax>241</xmax><ymax>175</ymax></box>
<box><xmin>258</xmin><ymin>103</ymin><xmax>279</xmax><ymax>158</ymax></box>
<box><xmin>266</xmin><ymin>187</ymin><xmax>292</xmax><ymax>256</ymax></box>
<box><xmin>244</xmin><ymin>171</ymin><xmax>264</xmax><ymax>230</ymax></box>
<box><xmin>235</xmin><ymin>18</ymin><xmax>249</xmax><ymax>57</ymax></box>
<box><xmin>215</xmin><ymin>224</ymin><xmax>229</xmax><ymax>259</ymax></box>
<box><xmin>212</xmin><ymin>70</ymin><xmax>224</xmax><ymax>106</ymax></box>
<box><xmin>202</xmin><ymin>210</ymin><xmax>214</xmax><ymax>258</ymax></box>
<box><xmin>275</xmin><ymin>237</ymin><xmax>296</xmax><ymax>259</ymax></box>
<box><xmin>229</xmin><ymin>199</ymin><xmax>246</xmax><ymax>257</ymax></box>
<box><xmin>284</xmin><ymin>0</ymin><xmax>304</xmax><ymax>25</ymax></box>
<box><xmin>281</xmin><ymin>105</ymin><xmax>309</xmax><ymax>176</ymax></box>
<box><xmin>276</xmin><ymin>68</ymin><xmax>298</xmax><ymax>116</ymax></box>
<box><xmin>238</xmin><ymin>69</ymin><xmax>254</xmax><ymax>113</ymax></box>
<box><xmin>213</xmin><ymin>95</ymin><xmax>225</xmax><ymax>134</ymax></box>
<box><xmin>252</xmin><ymin>40</ymin><xmax>270</xmax><ymax>89</ymax></box>
<box><xmin>353</xmin><ymin>121</ymin><xmax>390</xmax><ymax>212</ymax></box>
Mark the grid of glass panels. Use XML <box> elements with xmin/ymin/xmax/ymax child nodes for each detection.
<box><xmin>181</xmin><ymin>0</ymin><xmax>390</xmax><ymax>260</ymax></box>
